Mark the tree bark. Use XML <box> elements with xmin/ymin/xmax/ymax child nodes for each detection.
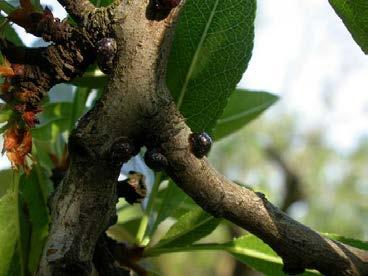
<box><xmin>37</xmin><ymin>1</ymin><xmax>368</xmax><ymax>275</ymax></box>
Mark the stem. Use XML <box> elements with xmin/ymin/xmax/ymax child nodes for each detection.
<box><xmin>144</xmin><ymin>243</ymin><xmax>226</xmax><ymax>257</ymax></box>
<box><xmin>135</xmin><ymin>215</ymin><xmax>148</xmax><ymax>245</ymax></box>
<box><xmin>70</xmin><ymin>87</ymin><xmax>91</xmax><ymax>130</ymax></box>
<box><xmin>136</xmin><ymin>172</ymin><xmax>162</xmax><ymax>245</ymax></box>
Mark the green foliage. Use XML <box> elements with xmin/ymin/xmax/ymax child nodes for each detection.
<box><xmin>0</xmin><ymin>0</ymin><xmax>15</xmax><ymax>14</ymax></box>
<box><xmin>323</xmin><ymin>233</ymin><xmax>368</xmax><ymax>251</ymax></box>
<box><xmin>213</xmin><ymin>89</ymin><xmax>279</xmax><ymax>140</ymax></box>
<box><xmin>0</xmin><ymin>14</ymin><xmax>22</xmax><ymax>46</ymax></box>
<box><xmin>0</xmin><ymin>170</ymin><xmax>17</xmax><ymax>197</ymax></box>
<box><xmin>89</xmin><ymin>0</ymin><xmax>114</xmax><ymax>7</ymax></box>
<box><xmin>31</xmin><ymin>102</ymin><xmax>73</xmax><ymax>141</ymax></box>
<box><xmin>0</xmin><ymin>165</ymin><xmax>49</xmax><ymax>276</ymax></box>
<box><xmin>329</xmin><ymin>0</ymin><xmax>368</xmax><ymax>54</ymax></box>
<box><xmin>167</xmin><ymin>0</ymin><xmax>256</xmax><ymax>132</ymax></box>
<box><xmin>0</xmin><ymin>108</ymin><xmax>12</xmax><ymax>124</ymax></box>
<box><xmin>225</xmin><ymin>235</ymin><xmax>318</xmax><ymax>275</ymax></box>
<box><xmin>147</xmin><ymin>208</ymin><xmax>221</xmax><ymax>252</ymax></box>
<box><xmin>72</xmin><ymin>74</ymin><xmax>107</xmax><ymax>88</ymax></box>
<box><xmin>0</xmin><ymin>190</ymin><xmax>23</xmax><ymax>276</ymax></box>
<box><xmin>19</xmin><ymin>167</ymin><xmax>50</xmax><ymax>273</ymax></box>
<box><xmin>148</xmin><ymin>180</ymin><xmax>196</xmax><ymax>237</ymax></box>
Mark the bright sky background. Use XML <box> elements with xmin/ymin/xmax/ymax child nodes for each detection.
<box><xmin>239</xmin><ymin>0</ymin><xmax>368</xmax><ymax>153</ymax></box>
<box><xmin>1</xmin><ymin>0</ymin><xmax>367</xmax><ymax>169</ymax></box>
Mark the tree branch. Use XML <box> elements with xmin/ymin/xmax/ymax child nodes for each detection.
<box><xmin>56</xmin><ymin>0</ymin><xmax>96</xmax><ymax>24</ymax></box>
<box><xmin>150</xmin><ymin>104</ymin><xmax>368</xmax><ymax>274</ymax></box>
<box><xmin>37</xmin><ymin>1</ymin><xmax>368</xmax><ymax>275</ymax></box>
<box><xmin>57</xmin><ymin>0</ymin><xmax>121</xmax><ymax>39</ymax></box>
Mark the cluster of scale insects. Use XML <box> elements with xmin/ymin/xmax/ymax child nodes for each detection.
<box><xmin>143</xmin><ymin>132</ymin><xmax>213</xmax><ymax>172</ymax></box>
<box><xmin>113</xmin><ymin>132</ymin><xmax>212</xmax><ymax>204</ymax></box>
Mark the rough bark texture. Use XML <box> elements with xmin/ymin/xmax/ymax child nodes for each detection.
<box><xmin>10</xmin><ymin>0</ymin><xmax>365</xmax><ymax>275</ymax></box>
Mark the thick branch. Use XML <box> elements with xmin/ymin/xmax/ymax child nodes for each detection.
<box><xmin>38</xmin><ymin>1</ymin><xmax>180</xmax><ymax>274</ymax></box>
<box><xmin>37</xmin><ymin>1</ymin><xmax>368</xmax><ymax>275</ymax></box>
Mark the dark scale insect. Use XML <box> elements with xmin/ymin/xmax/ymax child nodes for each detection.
<box><xmin>153</xmin><ymin>0</ymin><xmax>181</xmax><ymax>10</ymax></box>
<box><xmin>189</xmin><ymin>132</ymin><xmax>213</xmax><ymax>158</ymax></box>
<box><xmin>109</xmin><ymin>137</ymin><xmax>137</xmax><ymax>167</ymax></box>
<box><xmin>96</xmin><ymin>38</ymin><xmax>117</xmax><ymax>74</ymax></box>
<box><xmin>144</xmin><ymin>148</ymin><xmax>168</xmax><ymax>171</ymax></box>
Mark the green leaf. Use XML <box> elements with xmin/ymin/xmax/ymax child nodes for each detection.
<box><xmin>0</xmin><ymin>1</ymin><xmax>15</xmax><ymax>14</ymax></box>
<box><xmin>329</xmin><ymin>0</ymin><xmax>368</xmax><ymax>54</ymax></box>
<box><xmin>0</xmin><ymin>192</ymin><xmax>19</xmax><ymax>275</ymax></box>
<box><xmin>167</xmin><ymin>0</ymin><xmax>256</xmax><ymax>132</ymax></box>
<box><xmin>226</xmin><ymin>235</ymin><xmax>294</xmax><ymax>275</ymax></box>
<box><xmin>150</xmin><ymin>208</ymin><xmax>221</xmax><ymax>250</ymax></box>
<box><xmin>0</xmin><ymin>109</ymin><xmax>12</xmax><ymax>123</ymax></box>
<box><xmin>19</xmin><ymin>166</ymin><xmax>50</xmax><ymax>274</ymax></box>
<box><xmin>107</xmin><ymin>218</ymin><xmax>141</xmax><ymax>244</ymax></box>
<box><xmin>0</xmin><ymin>15</ymin><xmax>23</xmax><ymax>46</ymax></box>
<box><xmin>69</xmin><ymin>87</ymin><xmax>92</xmax><ymax>128</ymax></box>
<box><xmin>71</xmin><ymin>75</ymin><xmax>107</xmax><ymax>88</ymax></box>
<box><xmin>149</xmin><ymin>181</ymin><xmax>196</xmax><ymax>236</ymax></box>
<box><xmin>89</xmin><ymin>0</ymin><xmax>113</xmax><ymax>7</ymax></box>
<box><xmin>223</xmin><ymin>235</ymin><xmax>319</xmax><ymax>275</ymax></box>
<box><xmin>145</xmin><ymin>234</ymin><xmax>318</xmax><ymax>275</ymax></box>
<box><xmin>323</xmin><ymin>233</ymin><xmax>368</xmax><ymax>251</ymax></box>
<box><xmin>0</xmin><ymin>167</ymin><xmax>49</xmax><ymax>276</ymax></box>
<box><xmin>0</xmin><ymin>170</ymin><xmax>19</xmax><ymax>198</ymax></box>
<box><xmin>0</xmin><ymin>183</ymin><xmax>30</xmax><ymax>276</ymax></box>
<box><xmin>213</xmin><ymin>89</ymin><xmax>279</xmax><ymax>140</ymax></box>
<box><xmin>30</xmin><ymin>0</ymin><xmax>41</xmax><ymax>10</ymax></box>
<box><xmin>32</xmin><ymin>102</ymin><xmax>73</xmax><ymax>141</ymax></box>
<box><xmin>40</xmin><ymin>102</ymin><xmax>73</xmax><ymax>122</ymax></box>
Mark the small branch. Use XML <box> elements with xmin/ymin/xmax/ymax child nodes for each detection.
<box><xmin>6</xmin><ymin>5</ymin><xmax>74</xmax><ymax>43</ymax></box>
<box><xmin>0</xmin><ymin>39</ymin><xmax>47</xmax><ymax>65</ymax></box>
<box><xmin>0</xmin><ymin>36</ymin><xmax>94</xmax><ymax>106</ymax></box>
<box><xmin>57</xmin><ymin>0</ymin><xmax>121</xmax><ymax>39</ymax></box>
<box><xmin>149</xmin><ymin>103</ymin><xmax>368</xmax><ymax>275</ymax></box>
<box><xmin>56</xmin><ymin>0</ymin><xmax>96</xmax><ymax>24</ymax></box>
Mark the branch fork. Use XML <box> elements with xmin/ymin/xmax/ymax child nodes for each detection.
<box><xmin>1</xmin><ymin>0</ymin><xmax>367</xmax><ymax>275</ymax></box>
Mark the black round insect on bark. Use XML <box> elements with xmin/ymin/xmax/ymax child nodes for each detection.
<box><xmin>96</xmin><ymin>38</ymin><xmax>117</xmax><ymax>74</ymax></box>
<box><xmin>153</xmin><ymin>0</ymin><xmax>181</xmax><ymax>10</ymax></box>
<box><xmin>110</xmin><ymin>138</ymin><xmax>136</xmax><ymax>166</ymax></box>
<box><xmin>189</xmin><ymin>132</ymin><xmax>212</xmax><ymax>158</ymax></box>
<box><xmin>144</xmin><ymin>148</ymin><xmax>168</xmax><ymax>171</ymax></box>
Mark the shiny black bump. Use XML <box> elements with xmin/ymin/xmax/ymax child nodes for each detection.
<box><xmin>153</xmin><ymin>0</ymin><xmax>181</xmax><ymax>10</ymax></box>
<box><xmin>189</xmin><ymin>132</ymin><xmax>212</xmax><ymax>158</ymax></box>
<box><xmin>96</xmin><ymin>38</ymin><xmax>117</xmax><ymax>74</ymax></box>
<box><xmin>144</xmin><ymin>148</ymin><xmax>168</xmax><ymax>171</ymax></box>
<box><xmin>110</xmin><ymin>138</ymin><xmax>135</xmax><ymax>166</ymax></box>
